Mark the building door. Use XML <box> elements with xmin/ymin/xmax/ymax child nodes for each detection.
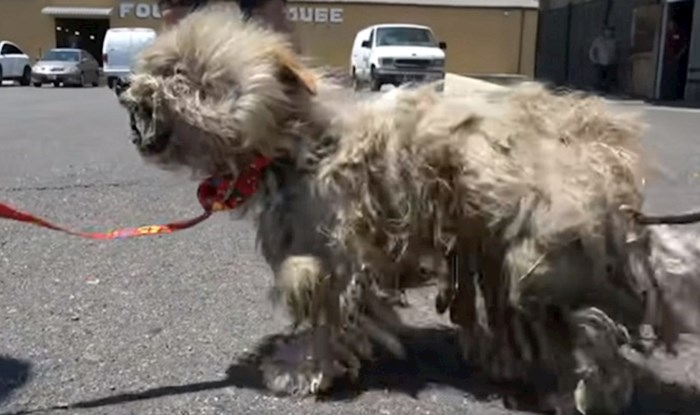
<box><xmin>686</xmin><ymin>0</ymin><xmax>700</xmax><ymax>101</ymax></box>
<box><xmin>54</xmin><ymin>18</ymin><xmax>110</xmax><ymax>66</ymax></box>
<box><xmin>656</xmin><ymin>0</ymin><xmax>694</xmax><ymax>101</ymax></box>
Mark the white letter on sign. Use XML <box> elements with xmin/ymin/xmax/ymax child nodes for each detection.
<box><xmin>329</xmin><ymin>8</ymin><xmax>343</xmax><ymax>23</ymax></box>
<box><xmin>287</xmin><ymin>6</ymin><xmax>297</xmax><ymax>21</ymax></box>
<box><xmin>299</xmin><ymin>7</ymin><xmax>313</xmax><ymax>22</ymax></box>
<box><xmin>135</xmin><ymin>3</ymin><xmax>151</xmax><ymax>18</ymax></box>
<box><xmin>314</xmin><ymin>8</ymin><xmax>328</xmax><ymax>22</ymax></box>
<box><xmin>119</xmin><ymin>2</ymin><xmax>134</xmax><ymax>18</ymax></box>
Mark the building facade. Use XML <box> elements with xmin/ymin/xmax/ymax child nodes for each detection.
<box><xmin>0</xmin><ymin>0</ymin><xmax>539</xmax><ymax>77</ymax></box>
<box><xmin>537</xmin><ymin>0</ymin><xmax>700</xmax><ymax>103</ymax></box>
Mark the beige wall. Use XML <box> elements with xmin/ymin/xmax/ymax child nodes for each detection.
<box><xmin>0</xmin><ymin>0</ymin><xmax>163</xmax><ymax>62</ymax></box>
<box><xmin>0</xmin><ymin>0</ymin><xmax>538</xmax><ymax>77</ymax></box>
<box><xmin>290</xmin><ymin>2</ymin><xmax>539</xmax><ymax>76</ymax></box>
<box><xmin>0</xmin><ymin>0</ymin><xmax>57</xmax><ymax>61</ymax></box>
<box><xmin>519</xmin><ymin>8</ymin><xmax>538</xmax><ymax>77</ymax></box>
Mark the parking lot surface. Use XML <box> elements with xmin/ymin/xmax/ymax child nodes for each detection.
<box><xmin>2</xmin><ymin>86</ymin><xmax>700</xmax><ymax>415</ymax></box>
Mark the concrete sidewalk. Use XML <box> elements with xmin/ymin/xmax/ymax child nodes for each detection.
<box><xmin>441</xmin><ymin>74</ymin><xmax>649</xmax><ymax>108</ymax></box>
<box><xmin>443</xmin><ymin>73</ymin><xmax>507</xmax><ymax>95</ymax></box>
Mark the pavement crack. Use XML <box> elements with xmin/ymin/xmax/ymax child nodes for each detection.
<box><xmin>0</xmin><ymin>180</ymin><xmax>143</xmax><ymax>193</ymax></box>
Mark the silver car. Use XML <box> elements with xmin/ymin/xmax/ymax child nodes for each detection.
<box><xmin>32</xmin><ymin>48</ymin><xmax>101</xmax><ymax>88</ymax></box>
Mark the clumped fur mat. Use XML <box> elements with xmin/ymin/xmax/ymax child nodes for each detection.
<box><xmin>118</xmin><ymin>4</ymin><xmax>700</xmax><ymax>414</ymax></box>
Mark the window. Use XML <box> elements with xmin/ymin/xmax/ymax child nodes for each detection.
<box><xmin>1</xmin><ymin>43</ymin><xmax>23</xmax><ymax>55</ymax></box>
<box><xmin>81</xmin><ymin>51</ymin><xmax>95</xmax><ymax>62</ymax></box>
<box><xmin>375</xmin><ymin>27</ymin><xmax>437</xmax><ymax>47</ymax></box>
<box><xmin>41</xmin><ymin>49</ymin><xmax>80</xmax><ymax>62</ymax></box>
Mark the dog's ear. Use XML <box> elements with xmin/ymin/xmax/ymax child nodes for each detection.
<box><xmin>274</xmin><ymin>48</ymin><xmax>317</xmax><ymax>96</ymax></box>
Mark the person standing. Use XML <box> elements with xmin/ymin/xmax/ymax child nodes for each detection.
<box><xmin>588</xmin><ymin>25</ymin><xmax>618</xmax><ymax>94</ymax></box>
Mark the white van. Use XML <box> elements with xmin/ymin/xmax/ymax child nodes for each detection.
<box><xmin>102</xmin><ymin>27</ymin><xmax>156</xmax><ymax>89</ymax></box>
<box><xmin>350</xmin><ymin>24</ymin><xmax>447</xmax><ymax>91</ymax></box>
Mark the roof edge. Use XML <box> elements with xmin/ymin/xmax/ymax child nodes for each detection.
<box><xmin>41</xmin><ymin>6</ymin><xmax>114</xmax><ymax>17</ymax></box>
<box><xmin>288</xmin><ymin>0</ymin><xmax>539</xmax><ymax>9</ymax></box>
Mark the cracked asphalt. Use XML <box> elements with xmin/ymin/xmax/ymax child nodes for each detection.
<box><xmin>2</xmin><ymin>86</ymin><xmax>700</xmax><ymax>415</ymax></box>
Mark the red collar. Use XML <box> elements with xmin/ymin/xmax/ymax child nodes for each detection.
<box><xmin>197</xmin><ymin>155</ymin><xmax>272</xmax><ymax>212</ymax></box>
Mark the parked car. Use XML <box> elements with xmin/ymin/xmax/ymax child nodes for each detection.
<box><xmin>31</xmin><ymin>48</ymin><xmax>101</xmax><ymax>87</ymax></box>
<box><xmin>350</xmin><ymin>24</ymin><xmax>447</xmax><ymax>92</ymax></box>
<box><xmin>0</xmin><ymin>40</ymin><xmax>32</xmax><ymax>86</ymax></box>
<box><xmin>102</xmin><ymin>27</ymin><xmax>156</xmax><ymax>89</ymax></box>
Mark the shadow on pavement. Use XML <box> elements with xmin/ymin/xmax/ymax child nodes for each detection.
<box><xmin>7</xmin><ymin>328</ymin><xmax>700</xmax><ymax>415</ymax></box>
<box><xmin>1</xmin><ymin>327</ymin><xmax>527</xmax><ymax>414</ymax></box>
<box><xmin>0</xmin><ymin>355</ymin><xmax>32</xmax><ymax>406</ymax></box>
<box><xmin>624</xmin><ymin>362</ymin><xmax>700</xmax><ymax>415</ymax></box>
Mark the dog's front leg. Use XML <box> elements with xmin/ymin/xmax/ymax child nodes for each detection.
<box><xmin>260</xmin><ymin>255</ymin><xmax>367</xmax><ymax>396</ymax></box>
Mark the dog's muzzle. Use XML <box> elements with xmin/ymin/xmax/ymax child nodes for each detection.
<box><xmin>139</xmin><ymin>131</ymin><xmax>171</xmax><ymax>155</ymax></box>
<box><xmin>129</xmin><ymin>112</ymin><xmax>171</xmax><ymax>155</ymax></box>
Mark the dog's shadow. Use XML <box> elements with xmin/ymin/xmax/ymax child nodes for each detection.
<box><xmin>7</xmin><ymin>328</ymin><xmax>700</xmax><ymax>415</ymax></box>
<box><xmin>3</xmin><ymin>327</ymin><xmax>536</xmax><ymax>415</ymax></box>
<box><xmin>227</xmin><ymin>326</ymin><xmax>514</xmax><ymax>402</ymax></box>
<box><xmin>0</xmin><ymin>355</ymin><xmax>32</xmax><ymax>406</ymax></box>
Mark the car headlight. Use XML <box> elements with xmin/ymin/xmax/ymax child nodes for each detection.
<box><xmin>68</xmin><ymin>66</ymin><xmax>80</xmax><ymax>73</ymax></box>
<box><xmin>432</xmin><ymin>59</ymin><xmax>445</xmax><ymax>68</ymax></box>
<box><xmin>379</xmin><ymin>58</ymin><xmax>394</xmax><ymax>66</ymax></box>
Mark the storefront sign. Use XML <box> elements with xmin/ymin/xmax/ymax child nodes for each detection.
<box><xmin>116</xmin><ymin>2</ymin><xmax>342</xmax><ymax>22</ymax></box>
<box><xmin>288</xmin><ymin>7</ymin><xmax>343</xmax><ymax>24</ymax></box>
<box><xmin>118</xmin><ymin>2</ymin><xmax>161</xmax><ymax>19</ymax></box>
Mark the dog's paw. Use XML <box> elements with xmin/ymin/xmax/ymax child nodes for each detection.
<box><xmin>257</xmin><ymin>328</ymin><xmax>367</xmax><ymax>397</ymax></box>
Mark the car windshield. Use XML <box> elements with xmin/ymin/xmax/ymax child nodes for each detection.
<box><xmin>375</xmin><ymin>27</ymin><xmax>437</xmax><ymax>47</ymax></box>
<box><xmin>41</xmin><ymin>50</ymin><xmax>79</xmax><ymax>62</ymax></box>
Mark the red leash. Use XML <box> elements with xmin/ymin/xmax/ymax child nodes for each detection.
<box><xmin>0</xmin><ymin>156</ymin><xmax>271</xmax><ymax>240</ymax></box>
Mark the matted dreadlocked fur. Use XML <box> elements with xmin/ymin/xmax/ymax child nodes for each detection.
<box><xmin>117</xmin><ymin>3</ymin><xmax>700</xmax><ymax>413</ymax></box>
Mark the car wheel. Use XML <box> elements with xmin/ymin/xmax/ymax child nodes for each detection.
<box><xmin>0</xmin><ymin>65</ymin><xmax>4</xmax><ymax>87</ymax></box>
<box><xmin>369</xmin><ymin>66</ymin><xmax>381</xmax><ymax>92</ymax></box>
<box><xmin>77</xmin><ymin>73</ymin><xmax>86</xmax><ymax>88</ymax></box>
<box><xmin>19</xmin><ymin>66</ymin><xmax>31</xmax><ymax>86</ymax></box>
<box><xmin>33</xmin><ymin>82</ymin><xmax>42</xmax><ymax>88</ymax></box>
<box><xmin>53</xmin><ymin>80</ymin><xmax>60</xmax><ymax>87</ymax></box>
<box><xmin>91</xmin><ymin>71</ymin><xmax>99</xmax><ymax>87</ymax></box>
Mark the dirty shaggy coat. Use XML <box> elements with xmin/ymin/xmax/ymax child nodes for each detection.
<box><xmin>117</xmin><ymin>4</ymin><xmax>694</xmax><ymax>414</ymax></box>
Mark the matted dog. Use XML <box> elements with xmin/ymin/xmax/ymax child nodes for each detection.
<box><xmin>117</xmin><ymin>4</ymin><xmax>700</xmax><ymax>413</ymax></box>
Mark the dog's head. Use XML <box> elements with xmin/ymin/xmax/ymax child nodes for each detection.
<box><xmin>117</xmin><ymin>2</ymin><xmax>319</xmax><ymax>177</ymax></box>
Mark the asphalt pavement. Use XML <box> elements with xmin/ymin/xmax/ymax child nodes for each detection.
<box><xmin>1</xmin><ymin>85</ymin><xmax>700</xmax><ymax>415</ymax></box>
